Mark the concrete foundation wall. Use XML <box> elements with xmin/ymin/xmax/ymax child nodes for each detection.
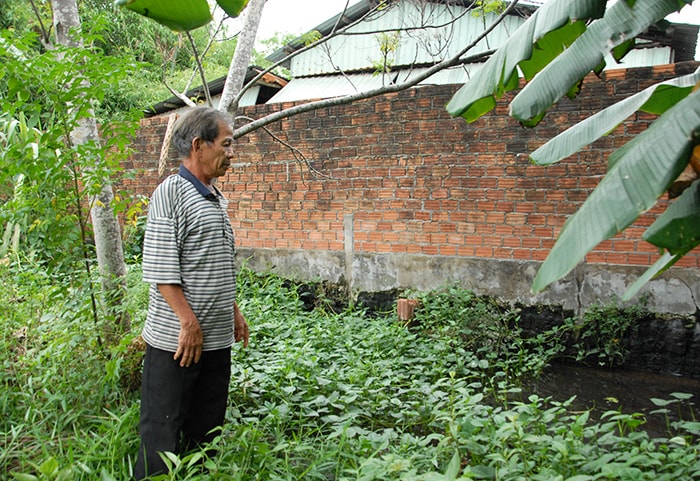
<box><xmin>237</xmin><ymin>247</ymin><xmax>700</xmax><ymax>317</ymax></box>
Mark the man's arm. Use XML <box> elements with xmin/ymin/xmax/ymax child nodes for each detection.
<box><xmin>157</xmin><ymin>284</ymin><xmax>203</xmax><ymax>367</ymax></box>
<box><xmin>233</xmin><ymin>301</ymin><xmax>249</xmax><ymax>348</ymax></box>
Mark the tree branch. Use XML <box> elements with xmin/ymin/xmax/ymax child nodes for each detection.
<box><xmin>235</xmin><ymin>115</ymin><xmax>332</xmax><ymax>181</ymax></box>
<box><xmin>232</xmin><ymin>0</ymin><xmax>391</xmax><ymax>107</ymax></box>
<box><xmin>183</xmin><ymin>16</ymin><xmax>227</xmax><ymax>93</ymax></box>
<box><xmin>29</xmin><ymin>0</ymin><xmax>52</xmax><ymax>47</ymax></box>
<box><xmin>186</xmin><ymin>31</ymin><xmax>213</xmax><ymax>107</ymax></box>
<box><xmin>164</xmin><ymin>79</ymin><xmax>197</xmax><ymax>107</ymax></box>
<box><xmin>232</xmin><ymin>0</ymin><xmax>518</xmax><ymax>139</ymax></box>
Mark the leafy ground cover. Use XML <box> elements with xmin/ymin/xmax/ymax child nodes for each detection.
<box><xmin>1</xmin><ymin>262</ymin><xmax>699</xmax><ymax>480</ymax></box>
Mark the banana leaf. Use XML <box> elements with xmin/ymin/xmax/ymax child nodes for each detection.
<box><xmin>645</xmin><ymin>179</ymin><xmax>700</xmax><ymax>253</ymax></box>
<box><xmin>531</xmin><ymin>68</ymin><xmax>700</xmax><ymax>166</ymax></box>
<box><xmin>217</xmin><ymin>0</ymin><xmax>249</xmax><ymax>18</ymax></box>
<box><xmin>445</xmin><ymin>0</ymin><xmax>606</xmax><ymax>123</ymax></box>
<box><xmin>531</xmin><ymin>89</ymin><xmax>700</xmax><ymax>293</ymax></box>
<box><xmin>510</xmin><ymin>0</ymin><xmax>690</xmax><ymax>126</ymax></box>
<box><xmin>621</xmin><ymin>251</ymin><xmax>681</xmax><ymax>301</ymax></box>
<box><xmin>115</xmin><ymin>0</ymin><xmax>211</xmax><ymax>31</ymax></box>
<box><xmin>622</xmin><ymin>180</ymin><xmax>700</xmax><ymax>300</ymax></box>
<box><xmin>115</xmin><ymin>0</ymin><xmax>249</xmax><ymax>32</ymax></box>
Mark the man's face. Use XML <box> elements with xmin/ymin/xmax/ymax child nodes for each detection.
<box><xmin>200</xmin><ymin>120</ymin><xmax>235</xmax><ymax>180</ymax></box>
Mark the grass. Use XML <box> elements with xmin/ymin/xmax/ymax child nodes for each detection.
<box><xmin>2</xmin><ymin>262</ymin><xmax>699</xmax><ymax>480</ymax></box>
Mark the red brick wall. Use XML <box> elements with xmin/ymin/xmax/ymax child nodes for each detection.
<box><xmin>123</xmin><ymin>61</ymin><xmax>700</xmax><ymax>271</ymax></box>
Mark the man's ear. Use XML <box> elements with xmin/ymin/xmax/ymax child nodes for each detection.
<box><xmin>192</xmin><ymin>137</ymin><xmax>202</xmax><ymax>152</ymax></box>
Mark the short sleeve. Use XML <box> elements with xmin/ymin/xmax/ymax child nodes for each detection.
<box><xmin>142</xmin><ymin>181</ymin><xmax>182</xmax><ymax>285</ymax></box>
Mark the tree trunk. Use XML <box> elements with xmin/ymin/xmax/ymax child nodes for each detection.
<box><xmin>219</xmin><ymin>0</ymin><xmax>266</xmax><ymax>114</ymax></box>
<box><xmin>52</xmin><ymin>0</ymin><xmax>130</xmax><ymax>343</ymax></box>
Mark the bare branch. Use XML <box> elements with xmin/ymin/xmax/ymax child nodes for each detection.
<box><xmin>164</xmin><ymin>79</ymin><xmax>197</xmax><ymax>108</ymax></box>
<box><xmin>232</xmin><ymin>0</ymin><xmax>519</xmax><ymax>139</ymax></box>
<box><xmin>232</xmin><ymin>0</ymin><xmax>392</xmax><ymax>107</ymax></box>
<box><xmin>29</xmin><ymin>0</ymin><xmax>52</xmax><ymax>47</ymax></box>
<box><xmin>186</xmin><ymin>31</ymin><xmax>213</xmax><ymax>107</ymax></box>
<box><xmin>329</xmin><ymin>0</ymin><xmax>353</xmax><ymax>36</ymax></box>
<box><xmin>182</xmin><ymin>16</ymin><xmax>228</xmax><ymax>93</ymax></box>
<box><xmin>234</xmin><ymin>115</ymin><xmax>333</xmax><ymax>181</ymax></box>
<box><xmin>341</xmin><ymin>6</ymin><xmax>472</xmax><ymax>36</ymax></box>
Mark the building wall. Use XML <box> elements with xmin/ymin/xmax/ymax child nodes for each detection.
<box><xmin>123</xmin><ymin>61</ymin><xmax>700</xmax><ymax>316</ymax></box>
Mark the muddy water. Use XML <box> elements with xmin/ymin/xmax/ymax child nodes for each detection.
<box><xmin>528</xmin><ymin>362</ymin><xmax>700</xmax><ymax>438</ymax></box>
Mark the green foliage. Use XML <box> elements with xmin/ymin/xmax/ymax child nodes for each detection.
<box><xmin>81</xmin><ymin>6</ymin><xmax>179</xmax><ymax>66</ymax></box>
<box><xmin>471</xmin><ymin>0</ymin><xmax>507</xmax><ymax>17</ymax></box>
<box><xmin>252</xmin><ymin>32</ymin><xmax>296</xmax><ymax>78</ymax></box>
<box><xmin>121</xmin><ymin>196</ymin><xmax>149</xmax><ymax>263</ymax></box>
<box><xmin>0</xmin><ymin>28</ymin><xmax>140</xmax><ymax>274</ymax></box>
<box><xmin>301</xmin><ymin>30</ymin><xmax>322</xmax><ymax>47</ymax></box>
<box><xmin>408</xmin><ymin>285</ymin><xmax>564</xmax><ymax>387</ymax></box>
<box><xmin>0</xmin><ymin>0</ymin><xmax>44</xmax><ymax>32</ymax></box>
<box><xmin>201</xmin><ymin>35</ymin><xmax>238</xmax><ymax>71</ymax></box>
<box><xmin>122</xmin><ymin>215</ymin><xmax>147</xmax><ymax>263</ymax></box>
<box><xmin>372</xmin><ymin>31</ymin><xmax>400</xmax><ymax>77</ymax></box>
<box><xmin>0</xmin><ymin>259</ymin><xmax>143</xmax><ymax>479</ymax></box>
<box><xmin>0</xmin><ymin>24</ymin><xmax>142</xmax><ymax>345</ymax></box>
<box><xmin>3</xmin><ymin>0</ymin><xmax>252</xmax><ymax>118</ymax></box>
<box><xmin>79</xmin><ymin>6</ymin><xmax>237</xmax><ymax>116</ymax></box>
<box><xmin>74</xmin><ymin>8</ymin><xmax>184</xmax><ymax>117</ymax></box>
<box><xmin>3</xmin><ymin>267</ymin><xmax>699</xmax><ymax>480</ymax></box>
<box><xmin>566</xmin><ymin>303</ymin><xmax>643</xmax><ymax>367</ymax></box>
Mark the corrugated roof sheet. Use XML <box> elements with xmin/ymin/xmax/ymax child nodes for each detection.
<box><xmin>266</xmin><ymin>47</ymin><xmax>673</xmax><ymax>105</ymax></box>
<box><xmin>266</xmin><ymin>64</ymin><xmax>485</xmax><ymax>104</ymax></box>
<box><xmin>287</xmin><ymin>4</ymin><xmax>526</xmax><ymax>77</ymax></box>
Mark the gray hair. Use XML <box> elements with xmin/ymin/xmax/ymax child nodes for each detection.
<box><xmin>170</xmin><ymin>107</ymin><xmax>233</xmax><ymax>158</ymax></box>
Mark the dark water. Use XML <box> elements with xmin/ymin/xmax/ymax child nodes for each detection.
<box><xmin>528</xmin><ymin>362</ymin><xmax>700</xmax><ymax>438</ymax></box>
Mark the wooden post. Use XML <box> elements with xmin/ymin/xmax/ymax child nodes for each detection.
<box><xmin>397</xmin><ymin>298</ymin><xmax>420</xmax><ymax>323</ymax></box>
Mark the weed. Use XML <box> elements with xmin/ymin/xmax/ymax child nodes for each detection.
<box><xmin>3</xmin><ymin>266</ymin><xmax>699</xmax><ymax>480</ymax></box>
<box><xmin>566</xmin><ymin>302</ymin><xmax>643</xmax><ymax>367</ymax></box>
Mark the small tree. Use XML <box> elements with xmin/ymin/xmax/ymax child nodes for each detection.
<box><xmin>0</xmin><ymin>4</ymin><xmax>139</xmax><ymax>344</ymax></box>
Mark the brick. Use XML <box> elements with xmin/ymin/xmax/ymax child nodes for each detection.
<box><xmin>423</xmin><ymin>245</ymin><xmax>439</xmax><ymax>255</ymax></box>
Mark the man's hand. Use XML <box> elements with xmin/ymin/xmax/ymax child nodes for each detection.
<box><xmin>174</xmin><ymin>317</ymin><xmax>203</xmax><ymax>367</ymax></box>
<box><xmin>234</xmin><ymin>302</ymin><xmax>249</xmax><ymax>348</ymax></box>
<box><xmin>157</xmin><ymin>284</ymin><xmax>203</xmax><ymax>367</ymax></box>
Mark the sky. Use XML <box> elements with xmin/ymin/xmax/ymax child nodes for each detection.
<box><xmin>256</xmin><ymin>0</ymin><xmax>363</xmax><ymax>40</ymax></box>
<box><xmin>254</xmin><ymin>0</ymin><xmax>700</xmax><ymax>58</ymax></box>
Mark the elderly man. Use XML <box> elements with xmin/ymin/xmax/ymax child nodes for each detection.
<box><xmin>134</xmin><ymin>107</ymin><xmax>249</xmax><ymax>479</ymax></box>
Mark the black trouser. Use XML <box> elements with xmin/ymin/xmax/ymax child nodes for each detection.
<box><xmin>133</xmin><ymin>345</ymin><xmax>232</xmax><ymax>480</ymax></box>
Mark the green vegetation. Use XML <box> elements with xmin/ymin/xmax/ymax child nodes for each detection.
<box><xmin>0</xmin><ymin>0</ymin><xmax>286</xmax><ymax>122</ymax></box>
<box><xmin>0</xmin><ymin>26</ymin><xmax>143</xmax><ymax>344</ymax></box>
<box><xmin>0</xmin><ymin>27</ymin><xmax>138</xmax><ymax>269</ymax></box>
<box><xmin>2</xmin><ymin>262</ymin><xmax>699</xmax><ymax>480</ymax></box>
<box><xmin>564</xmin><ymin>303</ymin><xmax>644</xmax><ymax>368</ymax></box>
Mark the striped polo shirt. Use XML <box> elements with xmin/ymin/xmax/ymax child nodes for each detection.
<box><xmin>141</xmin><ymin>165</ymin><xmax>236</xmax><ymax>352</ymax></box>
